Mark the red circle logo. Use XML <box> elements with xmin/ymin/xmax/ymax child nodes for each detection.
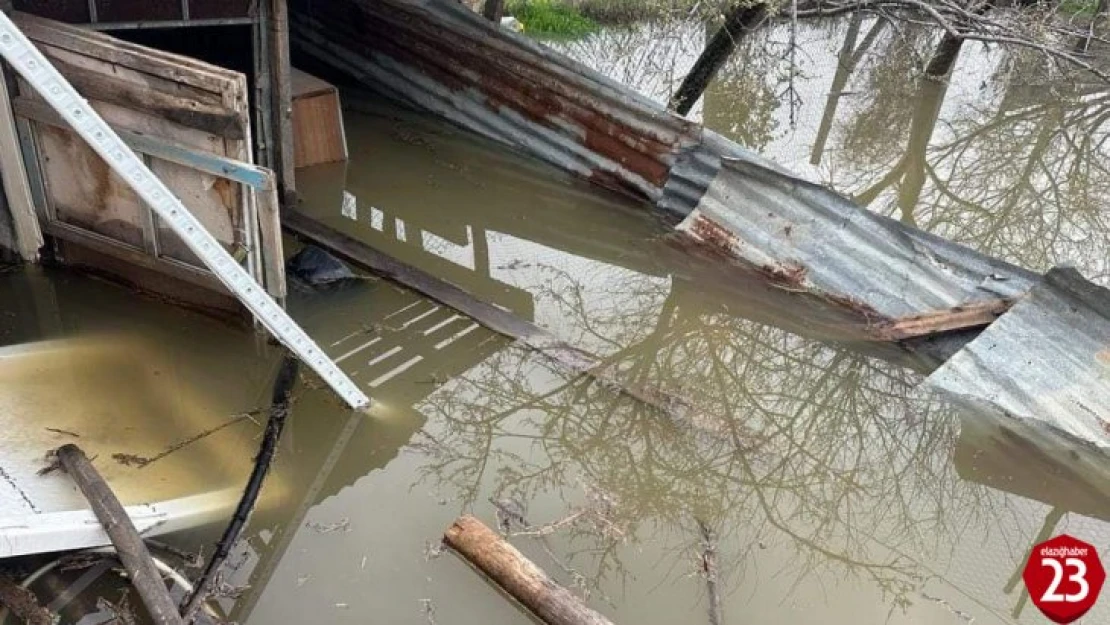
<box><xmin>1023</xmin><ymin>534</ymin><xmax>1105</xmax><ymax>623</ymax></box>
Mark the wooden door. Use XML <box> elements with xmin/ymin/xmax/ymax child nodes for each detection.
<box><xmin>9</xmin><ymin>13</ymin><xmax>284</xmax><ymax>309</ymax></box>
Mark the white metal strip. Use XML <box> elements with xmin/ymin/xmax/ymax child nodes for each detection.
<box><xmin>0</xmin><ymin>13</ymin><xmax>370</xmax><ymax>410</ymax></box>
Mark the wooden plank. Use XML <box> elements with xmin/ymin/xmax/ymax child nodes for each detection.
<box><xmin>41</xmin><ymin>42</ymin><xmax>225</xmax><ymax>106</ymax></box>
<box><xmin>53</xmin><ymin>444</ymin><xmax>185</xmax><ymax>625</ymax></box>
<box><xmin>15</xmin><ymin>96</ymin><xmax>271</xmax><ymax>189</ymax></box>
<box><xmin>252</xmin><ymin>5</ymin><xmax>274</xmax><ymax>171</ymax></box>
<box><xmin>0</xmin><ymin>67</ymin><xmax>42</xmax><ymax>260</ymax></box>
<box><xmin>292</xmin><ymin>83</ymin><xmax>347</xmax><ymax>167</ymax></box>
<box><xmin>14</xmin><ymin>12</ymin><xmax>237</xmax><ymax>94</ymax></box>
<box><xmin>256</xmin><ymin>169</ymin><xmax>286</xmax><ymax>299</ymax></box>
<box><xmin>49</xmin><ymin>56</ymin><xmax>245</xmax><ymax>138</ymax></box>
<box><xmin>46</xmin><ymin>220</ymin><xmax>222</xmax><ymax>290</ymax></box>
<box><xmin>269</xmin><ymin>0</ymin><xmax>295</xmax><ymax>204</ymax></box>
<box><xmin>874</xmin><ymin>298</ymin><xmax>1014</xmax><ymax>341</ymax></box>
<box><xmin>0</xmin><ymin>574</ymin><xmax>54</xmax><ymax>625</ymax></box>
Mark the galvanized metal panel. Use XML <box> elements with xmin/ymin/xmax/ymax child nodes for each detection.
<box><xmin>676</xmin><ymin>157</ymin><xmax>1038</xmax><ymax>318</ymax></box>
<box><xmin>926</xmin><ymin>268</ymin><xmax>1110</xmax><ymax>449</ymax></box>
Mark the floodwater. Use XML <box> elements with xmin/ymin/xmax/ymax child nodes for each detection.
<box><xmin>2</xmin><ymin>14</ymin><xmax>1110</xmax><ymax>625</ymax></box>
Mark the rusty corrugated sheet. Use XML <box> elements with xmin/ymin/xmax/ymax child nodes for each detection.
<box><xmin>290</xmin><ymin>0</ymin><xmax>704</xmax><ymax>204</ymax></box>
<box><xmin>926</xmin><ymin>268</ymin><xmax>1110</xmax><ymax>448</ymax></box>
<box><xmin>290</xmin><ymin>0</ymin><xmax>1037</xmax><ymax>322</ymax></box>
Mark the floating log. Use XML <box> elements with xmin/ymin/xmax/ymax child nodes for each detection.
<box><xmin>54</xmin><ymin>444</ymin><xmax>184</xmax><ymax>625</ymax></box>
<box><xmin>0</xmin><ymin>575</ymin><xmax>54</xmax><ymax>625</ymax></box>
<box><xmin>443</xmin><ymin>515</ymin><xmax>614</xmax><ymax>625</ymax></box>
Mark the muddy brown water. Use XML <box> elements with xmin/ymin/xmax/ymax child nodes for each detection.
<box><xmin>3</xmin><ymin>15</ymin><xmax>1110</xmax><ymax>625</ymax></box>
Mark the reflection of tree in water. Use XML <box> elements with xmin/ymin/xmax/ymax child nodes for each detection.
<box><xmin>811</xmin><ymin>21</ymin><xmax>1110</xmax><ymax>280</ymax></box>
<box><xmin>703</xmin><ymin>26</ymin><xmax>786</xmax><ymax>150</ymax></box>
<box><xmin>836</xmin><ymin>25</ymin><xmax>932</xmax><ymax>170</ymax></box>
<box><xmin>409</xmin><ymin>273</ymin><xmax>1024</xmax><ymax>610</ymax></box>
<box><xmin>913</xmin><ymin>79</ymin><xmax>1110</xmax><ymax>282</ymax></box>
<box><xmin>547</xmin><ymin>20</ymin><xmax>706</xmax><ymax>104</ymax></box>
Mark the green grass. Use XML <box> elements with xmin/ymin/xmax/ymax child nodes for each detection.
<box><xmin>505</xmin><ymin>0</ymin><xmax>600</xmax><ymax>37</ymax></box>
<box><xmin>1059</xmin><ymin>0</ymin><xmax>1101</xmax><ymax>16</ymax></box>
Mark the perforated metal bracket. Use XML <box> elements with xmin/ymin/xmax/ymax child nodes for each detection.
<box><xmin>0</xmin><ymin>13</ymin><xmax>370</xmax><ymax>411</ymax></box>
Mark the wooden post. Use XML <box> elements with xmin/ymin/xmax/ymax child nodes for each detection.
<box><xmin>269</xmin><ymin>0</ymin><xmax>296</xmax><ymax>207</ymax></box>
<box><xmin>0</xmin><ymin>66</ymin><xmax>42</xmax><ymax>261</ymax></box>
<box><xmin>444</xmin><ymin>515</ymin><xmax>615</xmax><ymax>625</ymax></box>
<box><xmin>54</xmin><ymin>444</ymin><xmax>185</xmax><ymax>625</ymax></box>
<box><xmin>252</xmin><ymin>0</ymin><xmax>274</xmax><ymax>171</ymax></box>
<box><xmin>482</xmin><ymin>0</ymin><xmax>505</xmax><ymax>22</ymax></box>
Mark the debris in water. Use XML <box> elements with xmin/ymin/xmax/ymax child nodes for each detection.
<box><xmin>96</xmin><ymin>593</ymin><xmax>138</xmax><ymax>625</ymax></box>
<box><xmin>0</xmin><ymin>574</ymin><xmax>54</xmax><ymax>625</ymax></box>
<box><xmin>306</xmin><ymin>518</ymin><xmax>351</xmax><ymax>533</ymax></box>
<box><xmin>287</xmin><ymin>245</ymin><xmax>359</xmax><ymax>287</ymax></box>
<box><xmin>423</xmin><ymin>540</ymin><xmax>444</xmax><ymax>561</ymax></box>
<box><xmin>126</xmin><ymin>409</ymin><xmax>263</xmax><ymax>470</ymax></box>
<box><xmin>296</xmin><ymin>574</ymin><xmax>310</xmax><ymax>588</ymax></box>
<box><xmin>112</xmin><ymin>453</ymin><xmax>152</xmax><ymax>468</ymax></box>
<box><xmin>920</xmin><ymin>592</ymin><xmax>975</xmax><ymax>623</ymax></box>
<box><xmin>420</xmin><ymin>598</ymin><xmax>438</xmax><ymax>625</ymax></box>
<box><xmin>335</xmin><ymin>603</ymin><xmax>350</xmax><ymax>609</ymax></box>
<box><xmin>491</xmin><ymin>496</ymin><xmax>527</xmax><ymax>532</ymax></box>
<box><xmin>44</xmin><ymin>427</ymin><xmax>80</xmax><ymax>438</ymax></box>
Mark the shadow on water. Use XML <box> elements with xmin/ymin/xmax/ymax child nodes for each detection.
<box><xmin>3</xmin><ymin>13</ymin><xmax>1110</xmax><ymax>624</ymax></box>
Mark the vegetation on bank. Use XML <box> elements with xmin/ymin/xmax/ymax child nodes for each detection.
<box><xmin>505</xmin><ymin>0</ymin><xmax>600</xmax><ymax>37</ymax></box>
<box><xmin>505</xmin><ymin>0</ymin><xmax>1109</xmax><ymax>27</ymax></box>
<box><xmin>504</xmin><ymin>0</ymin><xmax>731</xmax><ymax>33</ymax></box>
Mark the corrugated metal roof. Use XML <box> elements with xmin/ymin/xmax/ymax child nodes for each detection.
<box><xmin>291</xmin><ymin>0</ymin><xmax>703</xmax><ymax>204</ymax></box>
<box><xmin>290</xmin><ymin>0</ymin><xmax>1039</xmax><ymax>325</ymax></box>
<box><xmin>676</xmin><ymin>156</ymin><xmax>1038</xmax><ymax>318</ymax></box>
<box><xmin>926</xmin><ymin>268</ymin><xmax>1110</xmax><ymax>449</ymax></box>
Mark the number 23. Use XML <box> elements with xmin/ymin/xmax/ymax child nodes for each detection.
<box><xmin>1042</xmin><ymin>558</ymin><xmax>1090</xmax><ymax>603</ymax></box>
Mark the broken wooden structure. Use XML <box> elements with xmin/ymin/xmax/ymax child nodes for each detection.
<box><xmin>0</xmin><ymin>3</ymin><xmax>296</xmax><ymax>310</ymax></box>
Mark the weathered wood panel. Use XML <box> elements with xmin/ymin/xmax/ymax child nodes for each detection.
<box><xmin>10</xmin><ymin>13</ymin><xmax>286</xmax><ymax>304</ymax></box>
<box><xmin>291</xmin><ymin>68</ymin><xmax>347</xmax><ymax>167</ymax></box>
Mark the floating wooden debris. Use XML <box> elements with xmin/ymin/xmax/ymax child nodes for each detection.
<box><xmin>54</xmin><ymin>444</ymin><xmax>184</xmax><ymax>625</ymax></box>
<box><xmin>873</xmin><ymin>298</ymin><xmax>1014</xmax><ymax>341</ymax></box>
<box><xmin>444</xmin><ymin>515</ymin><xmax>615</xmax><ymax>625</ymax></box>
